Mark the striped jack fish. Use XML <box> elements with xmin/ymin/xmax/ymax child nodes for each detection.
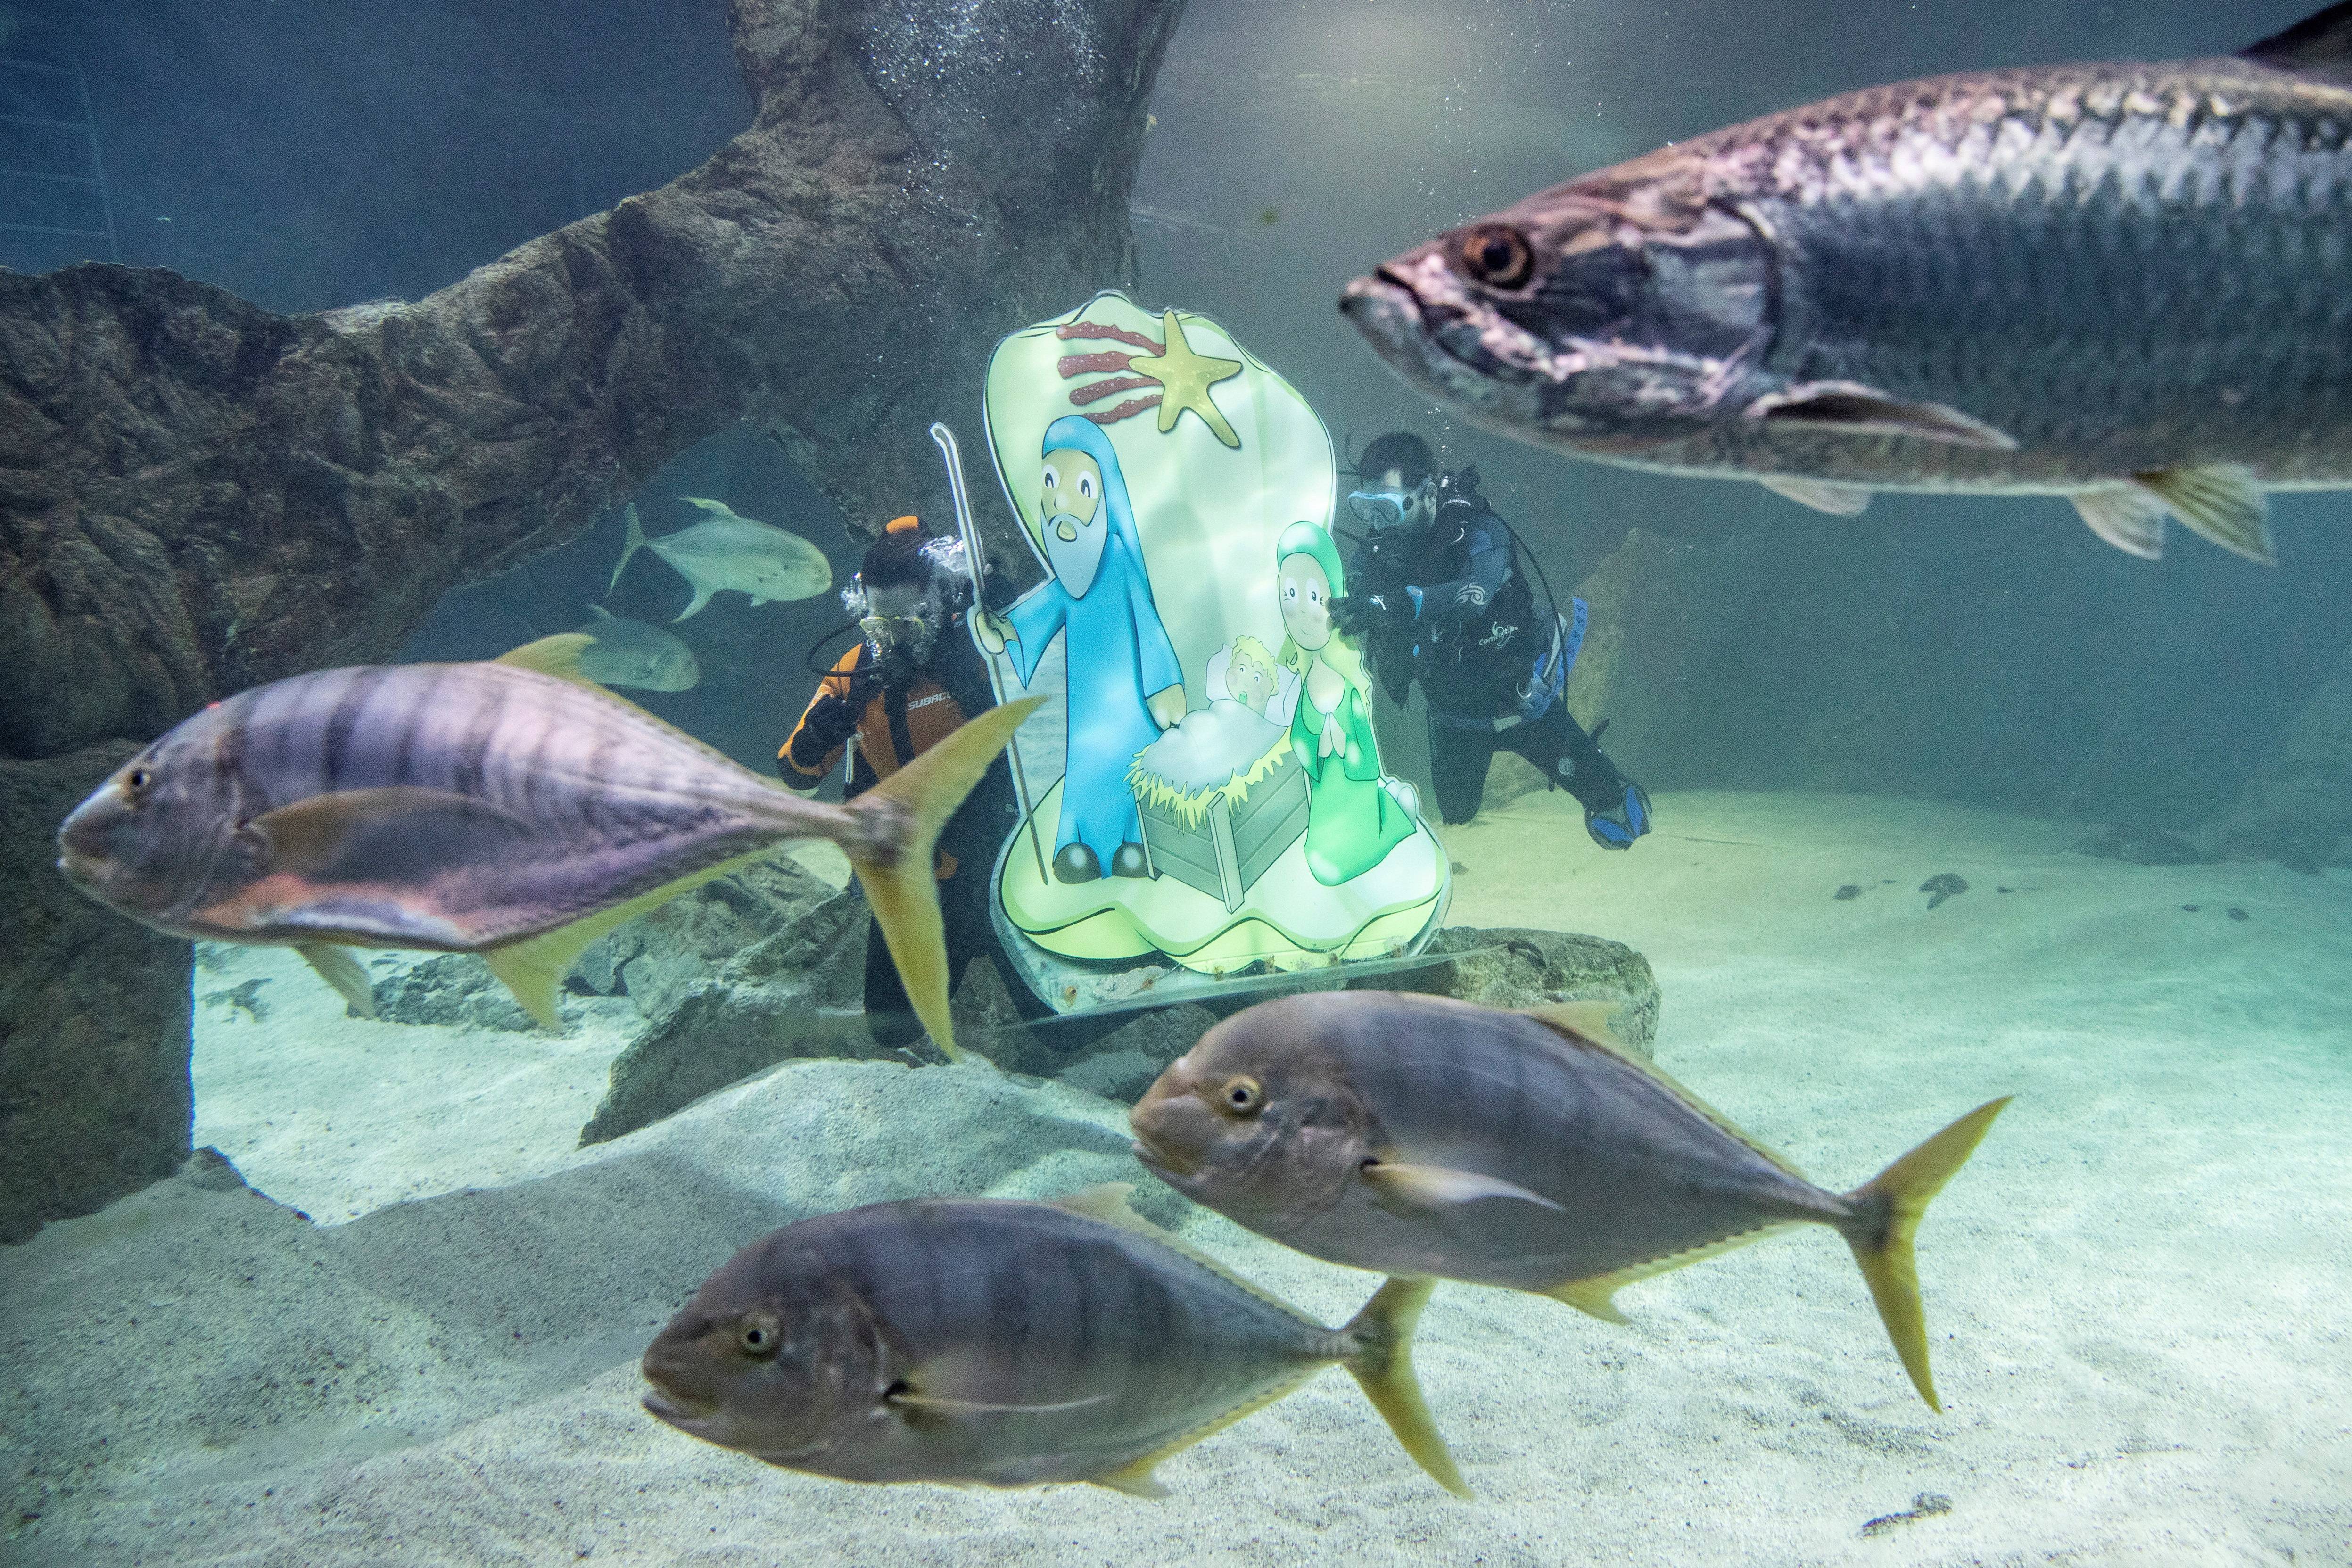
<box><xmin>1341</xmin><ymin>4</ymin><xmax>2352</xmax><ymax>564</ymax></box>
<box><xmin>1131</xmin><ymin>991</ymin><xmax>2008</xmax><ymax>1411</ymax></box>
<box><xmin>639</xmin><ymin>1186</ymin><xmax>1469</xmax><ymax>1497</ymax></box>
<box><xmin>54</xmin><ymin>635</ymin><xmax>1036</xmax><ymax>1057</ymax></box>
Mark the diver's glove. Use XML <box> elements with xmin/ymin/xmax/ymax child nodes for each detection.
<box><xmin>1329</xmin><ymin>592</ymin><xmax>1413</xmax><ymax>639</ymax></box>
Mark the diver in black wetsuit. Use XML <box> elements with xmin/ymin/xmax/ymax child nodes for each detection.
<box><xmin>1329</xmin><ymin>431</ymin><xmax>1651</xmax><ymax>847</ymax></box>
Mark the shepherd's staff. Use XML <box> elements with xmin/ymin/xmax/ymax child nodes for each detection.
<box><xmin>930</xmin><ymin>421</ymin><xmax>1048</xmax><ymax>885</ymax></box>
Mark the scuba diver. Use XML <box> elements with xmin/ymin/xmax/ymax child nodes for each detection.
<box><xmin>779</xmin><ymin>516</ymin><xmax>1045</xmax><ymax>1049</ymax></box>
<box><xmin>1329</xmin><ymin>431</ymin><xmax>1651</xmax><ymax>848</ymax></box>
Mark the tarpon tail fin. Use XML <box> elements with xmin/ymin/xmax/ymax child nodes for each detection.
<box><xmin>1839</xmin><ymin>1096</ymin><xmax>2012</xmax><ymax>1412</ymax></box>
<box><xmin>610</xmin><ymin>503</ymin><xmax>645</xmax><ymax>592</ymax></box>
<box><xmin>843</xmin><ymin>696</ymin><xmax>1041</xmax><ymax>1062</ymax></box>
<box><xmin>1340</xmin><ymin>1276</ymin><xmax>1471</xmax><ymax>1498</ymax></box>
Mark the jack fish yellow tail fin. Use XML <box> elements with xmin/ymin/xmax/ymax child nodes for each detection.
<box><xmin>845</xmin><ymin>697</ymin><xmax>1042</xmax><ymax>1062</ymax></box>
<box><xmin>1341</xmin><ymin>1276</ymin><xmax>1472</xmax><ymax>1498</ymax></box>
<box><xmin>1840</xmin><ymin>1096</ymin><xmax>2012</xmax><ymax>1412</ymax></box>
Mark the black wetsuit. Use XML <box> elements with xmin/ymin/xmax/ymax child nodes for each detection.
<box><xmin>1345</xmin><ymin>475</ymin><xmax>1622</xmax><ymax>826</ymax></box>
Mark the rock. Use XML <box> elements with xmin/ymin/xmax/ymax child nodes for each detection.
<box><xmin>1919</xmin><ymin>873</ymin><xmax>1969</xmax><ymax>909</ymax></box>
<box><xmin>578</xmin><ymin>874</ymin><xmax>875</xmax><ymax>1144</ymax></box>
<box><xmin>1396</xmin><ymin>925</ymin><xmax>1660</xmax><ymax>1060</ymax></box>
<box><xmin>0</xmin><ymin>745</ymin><xmax>193</xmax><ymax>1245</ymax></box>
<box><xmin>2074</xmin><ymin>826</ymin><xmax>2208</xmax><ymax>866</ymax></box>
<box><xmin>1059</xmin><ymin>1049</ymin><xmax>1165</xmax><ymax>1102</ymax></box>
<box><xmin>0</xmin><ymin>0</ymin><xmax>1185</xmax><ymax>1238</ymax></box>
<box><xmin>1834</xmin><ymin>883</ymin><xmax>1863</xmax><ymax>900</ymax></box>
<box><xmin>373</xmin><ymin>956</ymin><xmax>538</xmax><ymax>1032</ymax></box>
<box><xmin>2207</xmin><ymin>638</ymin><xmax>2352</xmax><ymax>873</ymax></box>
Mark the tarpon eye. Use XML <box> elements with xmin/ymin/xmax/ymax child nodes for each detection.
<box><xmin>1457</xmin><ymin>224</ymin><xmax>1535</xmax><ymax>290</ymax></box>
<box><xmin>736</xmin><ymin>1312</ymin><xmax>782</xmax><ymax>1359</ymax></box>
<box><xmin>1221</xmin><ymin>1077</ymin><xmax>1263</xmax><ymax>1115</ymax></box>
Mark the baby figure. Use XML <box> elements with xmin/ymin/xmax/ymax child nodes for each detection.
<box><xmin>1224</xmin><ymin>636</ymin><xmax>1279</xmax><ymax>715</ymax></box>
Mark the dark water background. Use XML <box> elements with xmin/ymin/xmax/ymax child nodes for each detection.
<box><xmin>14</xmin><ymin>0</ymin><xmax>2347</xmax><ymax>823</ymax></box>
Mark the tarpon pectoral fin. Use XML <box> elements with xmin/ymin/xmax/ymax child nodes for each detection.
<box><xmin>1758</xmin><ymin>475</ymin><xmax>1874</xmax><ymax>517</ymax></box>
<box><xmin>1744</xmin><ymin>381</ymin><xmax>2019</xmax><ymax>452</ymax></box>
<box><xmin>2069</xmin><ymin>489</ymin><xmax>2169</xmax><ymax>560</ymax></box>
<box><xmin>294</xmin><ymin>941</ymin><xmax>378</xmax><ymax>1018</ymax></box>
<box><xmin>1359</xmin><ymin>1160</ymin><xmax>1565</xmax><ymax>1214</ymax></box>
<box><xmin>1518</xmin><ymin>999</ymin><xmax>1628</xmax><ymax>1051</ymax></box>
<box><xmin>2243</xmin><ymin>4</ymin><xmax>2352</xmax><ymax>84</ymax></box>
<box><xmin>2131</xmin><ymin>466</ymin><xmax>2275</xmax><ymax>565</ymax></box>
<box><xmin>246</xmin><ymin>788</ymin><xmax>529</xmax><ymax>880</ymax></box>
<box><xmin>495</xmin><ymin>633</ymin><xmax>603</xmax><ymax>687</ymax></box>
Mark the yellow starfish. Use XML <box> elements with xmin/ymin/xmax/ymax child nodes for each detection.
<box><xmin>1130</xmin><ymin>309</ymin><xmax>1243</xmax><ymax>448</ymax></box>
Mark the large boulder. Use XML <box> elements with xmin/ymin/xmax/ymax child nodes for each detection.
<box><xmin>0</xmin><ymin>746</ymin><xmax>192</xmax><ymax>1244</ymax></box>
<box><xmin>0</xmin><ymin>0</ymin><xmax>1188</xmax><ymax>1240</ymax></box>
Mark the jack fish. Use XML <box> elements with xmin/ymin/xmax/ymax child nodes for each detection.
<box><xmin>576</xmin><ymin>606</ymin><xmax>700</xmax><ymax>692</ymax></box>
<box><xmin>55</xmin><ymin>635</ymin><xmax>1035</xmax><ymax>1056</ymax></box>
<box><xmin>611</xmin><ymin>499</ymin><xmax>832</xmax><ymax>620</ymax></box>
<box><xmin>640</xmin><ymin>1186</ymin><xmax>1468</xmax><ymax>1497</ymax></box>
<box><xmin>1341</xmin><ymin>3</ymin><xmax>2352</xmax><ymax>564</ymax></box>
<box><xmin>1130</xmin><ymin>991</ymin><xmax>2008</xmax><ymax>1410</ymax></box>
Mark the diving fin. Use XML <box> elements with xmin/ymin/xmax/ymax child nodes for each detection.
<box><xmin>844</xmin><ymin>697</ymin><xmax>1043</xmax><ymax>1061</ymax></box>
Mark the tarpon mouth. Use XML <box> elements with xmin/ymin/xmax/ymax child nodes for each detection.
<box><xmin>1341</xmin><ymin>261</ymin><xmax>1534</xmax><ymax>413</ymax></box>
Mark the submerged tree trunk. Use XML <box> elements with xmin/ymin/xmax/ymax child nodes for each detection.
<box><xmin>0</xmin><ymin>0</ymin><xmax>1188</xmax><ymax>1241</ymax></box>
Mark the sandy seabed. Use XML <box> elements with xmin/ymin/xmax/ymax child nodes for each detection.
<box><xmin>5</xmin><ymin>791</ymin><xmax>2348</xmax><ymax>1566</ymax></box>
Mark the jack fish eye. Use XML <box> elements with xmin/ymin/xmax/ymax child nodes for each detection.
<box><xmin>1456</xmin><ymin>223</ymin><xmax>1535</xmax><ymax>290</ymax></box>
<box><xmin>736</xmin><ymin>1312</ymin><xmax>782</xmax><ymax>1358</ymax></box>
<box><xmin>1221</xmin><ymin>1077</ymin><xmax>1264</xmax><ymax>1115</ymax></box>
<box><xmin>125</xmin><ymin>768</ymin><xmax>152</xmax><ymax>795</ymax></box>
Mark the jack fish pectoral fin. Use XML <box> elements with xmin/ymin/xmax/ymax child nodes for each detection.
<box><xmin>1839</xmin><ymin>1095</ymin><xmax>2012</xmax><ymax>1413</ymax></box>
<box><xmin>2069</xmin><ymin>489</ymin><xmax>2170</xmax><ymax>560</ymax></box>
<box><xmin>1358</xmin><ymin>1159</ymin><xmax>1565</xmax><ymax>1215</ymax></box>
<box><xmin>843</xmin><ymin>697</ymin><xmax>1043</xmax><ymax>1062</ymax></box>
<box><xmin>1744</xmin><ymin>381</ymin><xmax>2019</xmax><ymax>452</ymax></box>
<box><xmin>2131</xmin><ymin>466</ymin><xmax>2275</xmax><ymax>565</ymax></box>
<box><xmin>294</xmin><ymin>941</ymin><xmax>378</xmax><ymax>1018</ymax></box>
<box><xmin>1758</xmin><ymin>475</ymin><xmax>1874</xmax><ymax>516</ymax></box>
<box><xmin>246</xmin><ymin>787</ymin><xmax>530</xmax><ymax>883</ymax></box>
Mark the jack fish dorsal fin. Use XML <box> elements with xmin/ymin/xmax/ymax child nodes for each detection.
<box><xmin>1051</xmin><ymin>1185</ymin><xmax>1320</xmax><ymax>1327</ymax></box>
<box><xmin>495</xmin><ymin>633</ymin><xmax>602</xmax><ymax>687</ymax></box>
<box><xmin>2244</xmin><ymin>3</ymin><xmax>2352</xmax><ymax>83</ymax></box>
<box><xmin>1516</xmin><ymin>1007</ymin><xmax>1810</xmax><ymax>1183</ymax></box>
<box><xmin>1518</xmin><ymin>999</ymin><xmax>1628</xmax><ymax>1050</ymax></box>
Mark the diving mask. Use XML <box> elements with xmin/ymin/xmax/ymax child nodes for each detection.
<box><xmin>1346</xmin><ymin>486</ymin><xmax>1426</xmax><ymax>529</ymax></box>
<box><xmin>860</xmin><ymin>612</ymin><xmax>937</xmax><ymax>666</ymax></box>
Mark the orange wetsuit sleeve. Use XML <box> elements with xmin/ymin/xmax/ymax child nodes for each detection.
<box><xmin>779</xmin><ymin>650</ymin><xmax>862</xmax><ymax>787</ymax></box>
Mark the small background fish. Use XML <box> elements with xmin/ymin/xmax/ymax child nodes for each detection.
<box><xmin>574</xmin><ymin>606</ymin><xmax>700</xmax><ymax>691</ymax></box>
<box><xmin>611</xmin><ymin>499</ymin><xmax>833</xmax><ymax>620</ymax></box>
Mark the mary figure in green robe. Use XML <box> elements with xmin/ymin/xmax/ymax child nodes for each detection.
<box><xmin>1274</xmin><ymin>520</ymin><xmax>1416</xmax><ymax>886</ymax></box>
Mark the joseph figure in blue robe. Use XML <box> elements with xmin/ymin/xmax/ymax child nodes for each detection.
<box><xmin>980</xmin><ymin>415</ymin><xmax>1184</xmax><ymax>883</ymax></box>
